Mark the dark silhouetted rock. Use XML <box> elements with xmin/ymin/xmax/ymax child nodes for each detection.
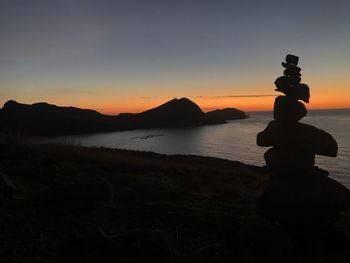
<box><xmin>257</xmin><ymin>120</ymin><xmax>338</xmax><ymax>157</ymax></box>
<box><xmin>285</xmin><ymin>54</ymin><xmax>299</xmax><ymax>65</ymax></box>
<box><xmin>256</xmin><ymin>168</ymin><xmax>350</xmax><ymax>225</ymax></box>
<box><xmin>256</xmin><ymin>55</ymin><xmax>350</xmax><ymax>241</ymax></box>
<box><xmin>264</xmin><ymin>148</ymin><xmax>315</xmax><ymax>171</ymax></box>
<box><xmin>283</xmin><ymin>67</ymin><xmax>301</xmax><ymax>77</ymax></box>
<box><xmin>296</xmin><ymin>83</ymin><xmax>310</xmax><ymax>103</ymax></box>
<box><xmin>274</xmin><ymin>76</ymin><xmax>294</xmax><ymax>95</ymax></box>
<box><xmin>276</xmin><ymin>55</ymin><xmax>303</xmax><ymax>98</ymax></box>
<box><xmin>273</xmin><ymin>96</ymin><xmax>307</xmax><ymax>123</ymax></box>
<box><xmin>205</xmin><ymin>108</ymin><xmax>247</xmax><ymax>123</ymax></box>
<box><xmin>274</xmin><ymin>76</ymin><xmax>301</xmax><ymax>97</ymax></box>
<box><xmin>256</xmin><ymin>54</ymin><xmax>349</xmax><ymax>255</ymax></box>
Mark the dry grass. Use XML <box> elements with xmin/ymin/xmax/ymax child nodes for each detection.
<box><xmin>0</xmin><ymin>134</ymin><xmax>270</xmax><ymax>262</ymax></box>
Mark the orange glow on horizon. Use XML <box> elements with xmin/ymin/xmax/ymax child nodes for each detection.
<box><xmin>2</xmin><ymin>83</ymin><xmax>349</xmax><ymax>115</ymax></box>
<box><xmin>91</xmin><ymin>95</ymin><xmax>350</xmax><ymax>115</ymax></box>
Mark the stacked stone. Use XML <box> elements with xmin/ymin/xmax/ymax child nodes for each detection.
<box><xmin>257</xmin><ymin>54</ymin><xmax>338</xmax><ymax>172</ymax></box>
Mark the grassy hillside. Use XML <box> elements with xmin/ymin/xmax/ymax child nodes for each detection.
<box><xmin>1</xmin><ymin>134</ymin><xmax>349</xmax><ymax>262</ymax></box>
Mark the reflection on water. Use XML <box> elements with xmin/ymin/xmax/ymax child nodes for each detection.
<box><xmin>42</xmin><ymin>110</ymin><xmax>350</xmax><ymax>188</ymax></box>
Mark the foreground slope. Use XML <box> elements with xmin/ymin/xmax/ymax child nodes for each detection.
<box><xmin>1</xmin><ymin>136</ymin><xmax>350</xmax><ymax>262</ymax></box>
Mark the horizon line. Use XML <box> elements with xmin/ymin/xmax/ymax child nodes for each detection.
<box><xmin>2</xmin><ymin>98</ymin><xmax>350</xmax><ymax>116</ymax></box>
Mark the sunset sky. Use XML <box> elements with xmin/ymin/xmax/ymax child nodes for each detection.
<box><xmin>0</xmin><ymin>0</ymin><xmax>349</xmax><ymax>114</ymax></box>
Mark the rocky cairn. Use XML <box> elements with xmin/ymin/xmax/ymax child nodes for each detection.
<box><xmin>257</xmin><ymin>54</ymin><xmax>337</xmax><ymax>172</ymax></box>
<box><xmin>256</xmin><ymin>55</ymin><xmax>350</xmax><ymax>226</ymax></box>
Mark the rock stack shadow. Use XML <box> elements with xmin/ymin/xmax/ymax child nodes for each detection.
<box><xmin>256</xmin><ymin>54</ymin><xmax>350</xmax><ymax>230</ymax></box>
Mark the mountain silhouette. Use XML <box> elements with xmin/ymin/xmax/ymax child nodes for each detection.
<box><xmin>0</xmin><ymin>100</ymin><xmax>119</xmax><ymax>135</ymax></box>
<box><xmin>0</xmin><ymin>98</ymin><xmax>247</xmax><ymax>136</ymax></box>
<box><xmin>121</xmin><ymin>98</ymin><xmax>207</xmax><ymax>128</ymax></box>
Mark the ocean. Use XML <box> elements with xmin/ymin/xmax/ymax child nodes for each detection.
<box><xmin>42</xmin><ymin>109</ymin><xmax>350</xmax><ymax>189</ymax></box>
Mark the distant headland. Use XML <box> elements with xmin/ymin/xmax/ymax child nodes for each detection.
<box><xmin>0</xmin><ymin>98</ymin><xmax>248</xmax><ymax>136</ymax></box>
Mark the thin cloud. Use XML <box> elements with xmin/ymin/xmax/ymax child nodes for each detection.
<box><xmin>140</xmin><ymin>94</ymin><xmax>276</xmax><ymax>100</ymax></box>
<box><xmin>140</xmin><ymin>96</ymin><xmax>160</xmax><ymax>99</ymax></box>
<box><xmin>195</xmin><ymin>95</ymin><xmax>276</xmax><ymax>99</ymax></box>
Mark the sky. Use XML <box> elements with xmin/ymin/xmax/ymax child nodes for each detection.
<box><xmin>0</xmin><ymin>0</ymin><xmax>349</xmax><ymax>114</ymax></box>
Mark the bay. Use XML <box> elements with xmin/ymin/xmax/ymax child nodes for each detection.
<box><xmin>42</xmin><ymin>109</ymin><xmax>350</xmax><ymax>189</ymax></box>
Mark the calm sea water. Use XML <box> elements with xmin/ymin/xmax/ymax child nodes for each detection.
<box><xmin>42</xmin><ymin>109</ymin><xmax>350</xmax><ymax>189</ymax></box>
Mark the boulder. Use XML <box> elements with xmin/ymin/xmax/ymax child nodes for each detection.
<box><xmin>283</xmin><ymin>67</ymin><xmax>301</xmax><ymax>77</ymax></box>
<box><xmin>264</xmin><ymin>148</ymin><xmax>315</xmax><ymax>171</ymax></box>
<box><xmin>273</xmin><ymin>96</ymin><xmax>307</xmax><ymax>123</ymax></box>
<box><xmin>296</xmin><ymin>83</ymin><xmax>310</xmax><ymax>103</ymax></box>
<box><xmin>257</xmin><ymin>121</ymin><xmax>338</xmax><ymax>157</ymax></box>
<box><xmin>256</xmin><ymin>168</ymin><xmax>350</xmax><ymax>225</ymax></box>
<box><xmin>285</xmin><ymin>54</ymin><xmax>299</xmax><ymax>65</ymax></box>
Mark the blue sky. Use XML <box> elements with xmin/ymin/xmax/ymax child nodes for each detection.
<box><xmin>1</xmin><ymin>0</ymin><xmax>349</xmax><ymax>112</ymax></box>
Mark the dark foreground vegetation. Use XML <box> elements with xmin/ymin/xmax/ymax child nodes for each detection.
<box><xmin>1</xmin><ymin>134</ymin><xmax>350</xmax><ymax>262</ymax></box>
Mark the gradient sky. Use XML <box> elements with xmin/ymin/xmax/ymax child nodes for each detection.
<box><xmin>0</xmin><ymin>0</ymin><xmax>349</xmax><ymax>114</ymax></box>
